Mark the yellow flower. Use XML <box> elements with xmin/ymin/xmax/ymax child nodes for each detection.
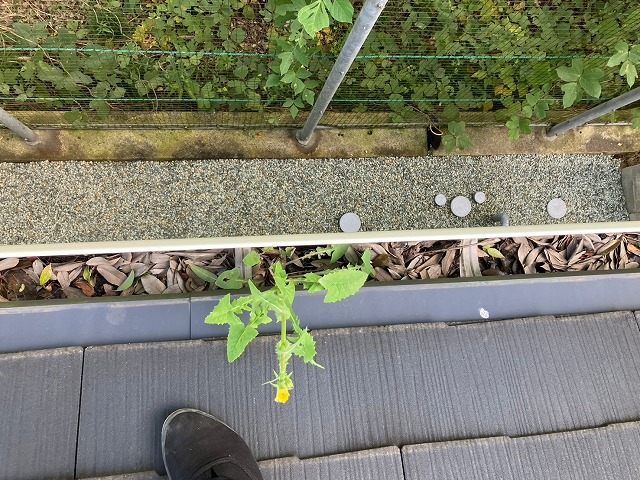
<box><xmin>275</xmin><ymin>388</ymin><xmax>290</xmax><ymax>404</ymax></box>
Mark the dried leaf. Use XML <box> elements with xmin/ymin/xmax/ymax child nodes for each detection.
<box><xmin>628</xmin><ymin>242</ymin><xmax>640</xmax><ymax>257</ymax></box>
<box><xmin>163</xmin><ymin>284</ymin><xmax>183</xmax><ymax>295</ymax></box>
<box><xmin>373</xmin><ymin>267</ymin><xmax>393</xmax><ymax>282</ymax></box>
<box><xmin>53</xmin><ymin>261</ymin><xmax>84</xmax><ymax>273</ymax></box>
<box><xmin>97</xmin><ymin>264</ymin><xmax>127</xmax><ymax>286</ymax></box>
<box><xmin>482</xmin><ymin>268</ymin><xmax>505</xmax><ymax>276</ymax></box>
<box><xmin>372</xmin><ymin>254</ymin><xmax>391</xmax><ymax>268</ymax></box>
<box><xmin>0</xmin><ymin>258</ymin><xmax>19</xmax><ymax>271</ymax></box>
<box><xmin>86</xmin><ymin>257</ymin><xmax>111</xmax><ymax>266</ymax></box>
<box><xmin>62</xmin><ymin>286</ymin><xmax>85</xmax><ymax>299</ymax></box>
<box><xmin>57</xmin><ymin>271</ymin><xmax>71</xmax><ymax>289</ymax></box>
<box><xmin>441</xmin><ymin>249</ymin><xmax>456</xmax><ymax>276</ymax></box>
<box><xmin>140</xmin><ymin>274</ymin><xmax>166</xmax><ymax>295</ymax></box>
<box><xmin>597</xmin><ymin>238</ymin><xmax>622</xmax><ymax>256</ymax></box>
<box><xmin>74</xmin><ymin>280</ymin><xmax>96</xmax><ymax>297</ymax></box>
<box><xmin>150</xmin><ymin>253</ymin><xmax>170</xmax><ymax>264</ymax></box>
<box><xmin>32</xmin><ymin>259</ymin><xmax>44</xmax><ymax>276</ymax></box>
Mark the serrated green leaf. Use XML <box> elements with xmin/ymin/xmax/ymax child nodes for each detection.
<box><xmin>483</xmin><ymin>246</ymin><xmax>505</xmax><ymax>259</ymax></box>
<box><xmin>205</xmin><ymin>294</ymin><xmax>243</xmax><ymax>326</ymax></box>
<box><xmin>327</xmin><ymin>0</ymin><xmax>354</xmax><ymax>23</ymax></box>
<box><xmin>360</xmin><ymin>249</ymin><xmax>374</xmax><ymax>277</ymax></box>
<box><xmin>290</xmin><ymin>329</ymin><xmax>322</xmax><ymax>366</ymax></box>
<box><xmin>189</xmin><ymin>264</ymin><xmax>218</xmax><ymax>284</ymax></box>
<box><xmin>319</xmin><ymin>269</ymin><xmax>368</xmax><ymax>303</ymax></box>
<box><xmin>298</xmin><ymin>0</ymin><xmax>330</xmax><ymax>37</ymax></box>
<box><xmin>227</xmin><ymin>322</ymin><xmax>259</xmax><ymax>362</ymax></box>
<box><xmin>243</xmin><ymin>251</ymin><xmax>260</xmax><ymax>267</ymax></box>
<box><xmin>456</xmin><ymin>134</ymin><xmax>473</xmax><ymax>150</ymax></box>
<box><xmin>330</xmin><ymin>244</ymin><xmax>349</xmax><ymax>263</ymax></box>
<box><xmin>215</xmin><ymin>269</ymin><xmax>245</xmax><ymax>289</ymax></box>
<box><xmin>116</xmin><ymin>270</ymin><xmax>135</xmax><ymax>291</ymax></box>
<box><xmin>39</xmin><ymin>264</ymin><xmax>53</xmax><ymax>286</ymax></box>
<box><xmin>442</xmin><ymin>135</ymin><xmax>456</xmax><ymax>153</ymax></box>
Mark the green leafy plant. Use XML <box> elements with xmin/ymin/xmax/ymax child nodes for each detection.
<box><xmin>205</xmin><ymin>246</ymin><xmax>372</xmax><ymax>404</ymax></box>
<box><xmin>632</xmin><ymin>109</ymin><xmax>640</xmax><ymax>129</ymax></box>
<box><xmin>442</xmin><ymin>121</ymin><xmax>472</xmax><ymax>153</ymax></box>
<box><xmin>297</xmin><ymin>0</ymin><xmax>354</xmax><ymax>37</ymax></box>
<box><xmin>607</xmin><ymin>41</ymin><xmax>640</xmax><ymax>87</ymax></box>
<box><xmin>556</xmin><ymin>59</ymin><xmax>605</xmax><ymax>108</ymax></box>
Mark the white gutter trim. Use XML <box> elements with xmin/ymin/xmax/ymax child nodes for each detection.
<box><xmin>1</xmin><ymin>221</ymin><xmax>639</xmax><ymax>258</ymax></box>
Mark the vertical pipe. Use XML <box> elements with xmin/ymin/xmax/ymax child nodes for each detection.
<box><xmin>296</xmin><ymin>0</ymin><xmax>388</xmax><ymax>145</ymax></box>
<box><xmin>546</xmin><ymin>86</ymin><xmax>640</xmax><ymax>137</ymax></box>
<box><xmin>0</xmin><ymin>107</ymin><xmax>39</xmax><ymax>144</ymax></box>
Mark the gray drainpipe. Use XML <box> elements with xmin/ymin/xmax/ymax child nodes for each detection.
<box><xmin>546</xmin><ymin>86</ymin><xmax>640</xmax><ymax>137</ymax></box>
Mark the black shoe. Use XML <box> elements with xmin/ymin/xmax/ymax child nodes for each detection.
<box><xmin>161</xmin><ymin>408</ymin><xmax>264</xmax><ymax>480</ymax></box>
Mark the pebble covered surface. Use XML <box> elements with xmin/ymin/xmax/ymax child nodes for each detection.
<box><xmin>0</xmin><ymin>154</ymin><xmax>628</xmax><ymax>245</ymax></box>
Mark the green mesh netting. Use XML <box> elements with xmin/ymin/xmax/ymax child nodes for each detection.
<box><xmin>0</xmin><ymin>0</ymin><xmax>638</xmax><ymax>128</ymax></box>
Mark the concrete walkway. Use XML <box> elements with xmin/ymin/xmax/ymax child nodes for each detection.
<box><xmin>3</xmin><ymin>311</ymin><xmax>640</xmax><ymax>479</ymax></box>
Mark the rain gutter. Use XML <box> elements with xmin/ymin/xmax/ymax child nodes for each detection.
<box><xmin>1</xmin><ymin>221</ymin><xmax>639</xmax><ymax>257</ymax></box>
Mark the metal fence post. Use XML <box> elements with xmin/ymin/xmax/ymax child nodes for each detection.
<box><xmin>546</xmin><ymin>86</ymin><xmax>640</xmax><ymax>137</ymax></box>
<box><xmin>296</xmin><ymin>0</ymin><xmax>388</xmax><ymax>145</ymax></box>
<box><xmin>0</xmin><ymin>107</ymin><xmax>39</xmax><ymax>144</ymax></box>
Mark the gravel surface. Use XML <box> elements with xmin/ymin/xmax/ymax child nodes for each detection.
<box><xmin>0</xmin><ymin>154</ymin><xmax>628</xmax><ymax>245</ymax></box>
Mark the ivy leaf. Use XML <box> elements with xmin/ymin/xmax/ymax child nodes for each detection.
<box><xmin>116</xmin><ymin>270</ymin><xmax>136</xmax><ymax>291</ymax></box>
<box><xmin>298</xmin><ymin>0</ymin><xmax>330</xmax><ymax>37</ymax></box>
<box><xmin>319</xmin><ymin>269</ymin><xmax>368</xmax><ymax>303</ymax></box>
<box><xmin>227</xmin><ymin>323</ymin><xmax>259</xmax><ymax>362</ymax></box>
<box><xmin>442</xmin><ymin>134</ymin><xmax>456</xmax><ymax>153</ymax></box>
<box><xmin>215</xmin><ymin>269</ymin><xmax>245</xmax><ymax>289</ymax></box>
<box><xmin>561</xmin><ymin>82</ymin><xmax>578</xmax><ymax>108</ymax></box>
<box><xmin>330</xmin><ymin>244</ymin><xmax>349</xmax><ymax>263</ymax></box>
<box><xmin>327</xmin><ymin>0</ymin><xmax>354</xmax><ymax>23</ymax></box>
<box><xmin>189</xmin><ymin>264</ymin><xmax>218</xmax><ymax>284</ymax></box>
<box><xmin>243</xmin><ymin>251</ymin><xmax>261</xmax><ymax>267</ymax></box>
<box><xmin>205</xmin><ymin>294</ymin><xmax>243</xmax><ymax>325</ymax></box>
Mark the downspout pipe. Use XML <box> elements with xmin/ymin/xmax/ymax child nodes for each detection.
<box><xmin>546</xmin><ymin>86</ymin><xmax>640</xmax><ymax>137</ymax></box>
<box><xmin>0</xmin><ymin>106</ymin><xmax>39</xmax><ymax>144</ymax></box>
<box><xmin>296</xmin><ymin>0</ymin><xmax>388</xmax><ymax>145</ymax></box>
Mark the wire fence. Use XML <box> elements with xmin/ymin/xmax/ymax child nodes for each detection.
<box><xmin>0</xmin><ymin>0</ymin><xmax>638</xmax><ymax>129</ymax></box>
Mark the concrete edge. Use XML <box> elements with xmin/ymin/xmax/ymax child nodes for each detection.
<box><xmin>0</xmin><ymin>124</ymin><xmax>637</xmax><ymax>162</ymax></box>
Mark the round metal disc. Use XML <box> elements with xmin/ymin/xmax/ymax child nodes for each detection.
<box><xmin>451</xmin><ymin>196</ymin><xmax>472</xmax><ymax>217</ymax></box>
<box><xmin>547</xmin><ymin>198</ymin><xmax>567</xmax><ymax>219</ymax></box>
<box><xmin>339</xmin><ymin>212</ymin><xmax>362</xmax><ymax>232</ymax></box>
<box><xmin>435</xmin><ymin>194</ymin><xmax>447</xmax><ymax>206</ymax></box>
<box><xmin>474</xmin><ymin>191</ymin><xmax>486</xmax><ymax>204</ymax></box>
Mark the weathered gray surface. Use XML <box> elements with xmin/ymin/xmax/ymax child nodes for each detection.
<box><xmin>260</xmin><ymin>447</ymin><xmax>403</xmax><ymax>480</ymax></box>
<box><xmin>0</xmin><ymin>347</ymin><xmax>83</xmax><ymax>480</ymax></box>
<box><xmin>622</xmin><ymin>164</ymin><xmax>640</xmax><ymax>214</ymax></box>
<box><xmin>0</xmin><ymin>297</ymin><xmax>190</xmax><ymax>354</ymax></box>
<box><xmin>402</xmin><ymin>422</ymin><xmax>640</xmax><ymax>480</ymax></box>
<box><xmin>76</xmin><ymin>312</ymin><xmax>640</xmax><ymax>477</ymax></box>
<box><xmin>80</xmin><ymin>447</ymin><xmax>402</xmax><ymax>480</ymax></box>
